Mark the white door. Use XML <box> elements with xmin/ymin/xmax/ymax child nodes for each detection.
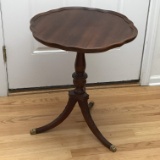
<box><xmin>1</xmin><ymin>0</ymin><xmax>150</xmax><ymax>89</ymax></box>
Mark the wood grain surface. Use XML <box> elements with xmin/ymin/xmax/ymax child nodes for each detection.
<box><xmin>30</xmin><ymin>7</ymin><xmax>138</xmax><ymax>53</ymax></box>
<box><xmin>0</xmin><ymin>85</ymin><xmax>160</xmax><ymax>159</ymax></box>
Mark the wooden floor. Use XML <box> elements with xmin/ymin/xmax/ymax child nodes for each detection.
<box><xmin>0</xmin><ymin>85</ymin><xmax>160</xmax><ymax>160</ymax></box>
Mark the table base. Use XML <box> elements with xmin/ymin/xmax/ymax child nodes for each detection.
<box><xmin>30</xmin><ymin>52</ymin><xmax>117</xmax><ymax>152</ymax></box>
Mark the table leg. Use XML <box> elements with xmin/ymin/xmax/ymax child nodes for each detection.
<box><xmin>72</xmin><ymin>52</ymin><xmax>116</xmax><ymax>151</ymax></box>
<box><xmin>30</xmin><ymin>94</ymin><xmax>77</xmax><ymax>135</ymax></box>
<box><xmin>78</xmin><ymin>96</ymin><xmax>117</xmax><ymax>152</ymax></box>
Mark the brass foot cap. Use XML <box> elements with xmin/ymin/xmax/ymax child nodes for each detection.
<box><xmin>110</xmin><ymin>145</ymin><xmax>117</xmax><ymax>152</ymax></box>
<box><xmin>30</xmin><ymin>128</ymin><xmax>37</xmax><ymax>135</ymax></box>
<box><xmin>88</xmin><ymin>101</ymin><xmax>94</xmax><ymax>109</ymax></box>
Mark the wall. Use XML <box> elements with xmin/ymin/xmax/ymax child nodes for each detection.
<box><xmin>0</xmin><ymin>2</ymin><xmax>8</xmax><ymax>96</ymax></box>
<box><xmin>0</xmin><ymin>50</ymin><xmax>8</xmax><ymax>96</ymax></box>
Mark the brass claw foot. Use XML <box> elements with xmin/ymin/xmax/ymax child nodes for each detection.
<box><xmin>110</xmin><ymin>145</ymin><xmax>117</xmax><ymax>152</ymax></box>
<box><xmin>30</xmin><ymin>128</ymin><xmax>37</xmax><ymax>135</ymax></box>
<box><xmin>88</xmin><ymin>101</ymin><xmax>94</xmax><ymax>110</ymax></box>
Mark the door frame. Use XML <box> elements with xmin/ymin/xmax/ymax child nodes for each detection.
<box><xmin>140</xmin><ymin>0</ymin><xmax>160</xmax><ymax>85</ymax></box>
<box><xmin>0</xmin><ymin>0</ymin><xmax>159</xmax><ymax>96</ymax></box>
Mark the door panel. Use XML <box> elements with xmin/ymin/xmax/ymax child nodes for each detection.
<box><xmin>87</xmin><ymin>0</ymin><xmax>150</xmax><ymax>83</ymax></box>
<box><xmin>92</xmin><ymin>0</ymin><xmax>121</xmax><ymax>10</ymax></box>
<box><xmin>63</xmin><ymin>0</ymin><xmax>91</xmax><ymax>7</ymax></box>
<box><xmin>1</xmin><ymin>0</ymin><xmax>150</xmax><ymax>89</ymax></box>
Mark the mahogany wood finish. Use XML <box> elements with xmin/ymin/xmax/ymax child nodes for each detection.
<box><xmin>30</xmin><ymin>7</ymin><xmax>138</xmax><ymax>53</ymax></box>
<box><xmin>30</xmin><ymin>7</ymin><xmax>138</xmax><ymax>152</ymax></box>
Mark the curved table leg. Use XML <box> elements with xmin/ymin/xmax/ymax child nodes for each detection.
<box><xmin>30</xmin><ymin>96</ymin><xmax>77</xmax><ymax>135</ymax></box>
<box><xmin>78</xmin><ymin>99</ymin><xmax>117</xmax><ymax>152</ymax></box>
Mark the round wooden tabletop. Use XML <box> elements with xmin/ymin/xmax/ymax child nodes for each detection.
<box><xmin>30</xmin><ymin>7</ymin><xmax>138</xmax><ymax>53</ymax></box>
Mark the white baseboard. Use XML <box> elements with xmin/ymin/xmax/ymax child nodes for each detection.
<box><xmin>149</xmin><ymin>75</ymin><xmax>160</xmax><ymax>86</ymax></box>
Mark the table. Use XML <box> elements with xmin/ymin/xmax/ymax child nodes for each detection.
<box><xmin>30</xmin><ymin>7</ymin><xmax>138</xmax><ymax>152</ymax></box>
